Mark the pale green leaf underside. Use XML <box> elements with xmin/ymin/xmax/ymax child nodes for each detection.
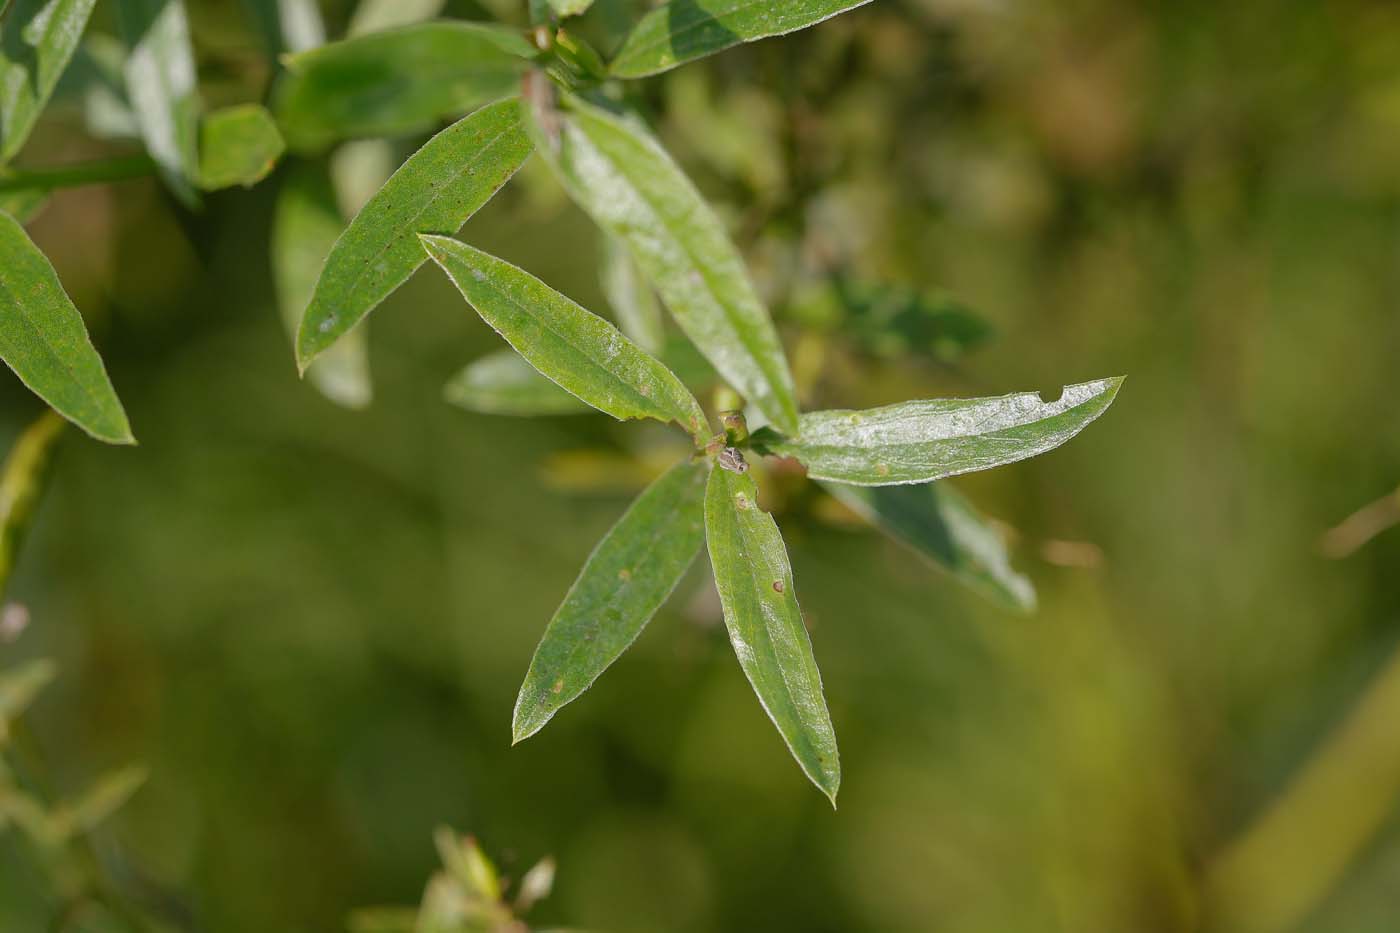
<box><xmin>444</xmin><ymin>337</ymin><xmax>716</xmax><ymax>418</ymax></box>
<box><xmin>513</xmin><ymin>458</ymin><xmax>707</xmax><ymax>742</ymax></box>
<box><xmin>823</xmin><ymin>481</ymin><xmax>1035</xmax><ymax>613</ymax></box>
<box><xmin>117</xmin><ymin>0</ymin><xmax>201</xmax><ymax>207</ymax></box>
<box><xmin>532</xmin><ymin>0</ymin><xmax>594</xmax><ymax>20</ymax></box>
<box><xmin>610</xmin><ymin>0</ymin><xmax>874</xmax><ymax>78</ymax></box>
<box><xmin>421</xmin><ymin>236</ymin><xmax>708</xmax><ymax>439</ymax></box>
<box><xmin>1</xmin><ymin>0</ymin><xmax>98</xmax><ymax>161</ymax></box>
<box><xmin>528</xmin><ymin>94</ymin><xmax>799</xmax><ymax>435</ymax></box>
<box><xmin>705</xmin><ymin>466</ymin><xmax>839</xmax><ymax>803</ymax></box>
<box><xmin>756</xmin><ymin>377</ymin><xmax>1123</xmax><ymax>486</ymax></box>
<box><xmin>272</xmin><ymin>162</ymin><xmax>371</xmax><ymax>409</ymax></box>
<box><xmin>600</xmin><ymin>230</ymin><xmax>663</xmax><ymax>353</ymax></box>
<box><xmin>347</xmin><ymin>0</ymin><xmax>444</xmax><ymax>38</ymax></box>
<box><xmin>197</xmin><ymin>103</ymin><xmax>285</xmax><ymax>190</ymax></box>
<box><xmin>273</xmin><ymin>21</ymin><xmax>535</xmax><ymax>152</ymax></box>
<box><xmin>295</xmin><ymin>98</ymin><xmax>533</xmax><ymax>369</ymax></box>
<box><xmin>0</xmin><ymin>212</ymin><xmax>133</xmax><ymax>443</ymax></box>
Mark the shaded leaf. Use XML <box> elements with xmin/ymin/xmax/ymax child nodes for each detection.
<box><xmin>600</xmin><ymin>231</ymin><xmax>663</xmax><ymax>353</ymax></box>
<box><xmin>272</xmin><ymin>162</ymin><xmax>372</xmax><ymax>408</ymax></box>
<box><xmin>513</xmin><ymin>459</ymin><xmax>707</xmax><ymax>742</ymax></box>
<box><xmin>197</xmin><ymin>103</ymin><xmax>284</xmax><ymax>190</ymax></box>
<box><xmin>117</xmin><ymin>0</ymin><xmax>201</xmax><ymax>206</ymax></box>
<box><xmin>51</xmin><ymin>765</ymin><xmax>146</xmax><ymax>839</ymax></box>
<box><xmin>754</xmin><ymin>377</ymin><xmax>1123</xmax><ymax>486</ymax></box>
<box><xmin>0</xmin><ymin>0</ymin><xmax>99</xmax><ymax>161</ymax></box>
<box><xmin>347</xmin><ymin>0</ymin><xmax>443</xmax><ymax>37</ymax></box>
<box><xmin>52</xmin><ymin>35</ymin><xmax>137</xmax><ymax>140</ymax></box>
<box><xmin>610</xmin><ymin>0</ymin><xmax>874</xmax><ymax>78</ymax></box>
<box><xmin>296</xmin><ymin>98</ymin><xmax>533</xmax><ymax>368</ymax></box>
<box><xmin>531</xmin><ymin>0</ymin><xmax>595</xmax><ymax>21</ymax></box>
<box><xmin>833</xmin><ymin>277</ymin><xmax>993</xmax><ymax>363</ymax></box>
<box><xmin>0</xmin><ymin>410</ymin><xmax>64</xmax><ymax>601</ymax></box>
<box><xmin>0</xmin><ymin>211</ymin><xmax>133</xmax><ymax>443</ymax></box>
<box><xmin>422</xmin><ymin>236</ymin><xmax>708</xmax><ymax>439</ymax></box>
<box><xmin>0</xmin><ymin>658</ymin><xmax>56</xmax><ymax>735</ymax></box>
<box><xmin>0</xmin><ymin>181</ymin><xmax>47</xmax><ymax>222</ymax></box>
<box><xmin>529</xmin><ymin>94</ymin><xmax>799</xmax><ymax>434</ymax></box>
<box><xmin>823</xmin><ymin>481</ymin><xmax>1035</xmax><ymax>612</ymax></box>
<box><xmin>240</xmin><ymin>0</ymin><xmax>324</xmax><ymax>57</ymax></box>
<box><xmin>704</xmin><ymin>465</ymin><xmax>839</xmax><ymax>803</ymax></box>
<box><xmin>272</xmin><ymin>22</ymin><xmax>535</xmax><ymax>152</ymax></box>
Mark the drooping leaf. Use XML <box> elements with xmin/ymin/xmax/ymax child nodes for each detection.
<box><xmin>295</xmin><ymin>98</ymin><xmax>533</xmax><ymax>369</ymax></box>
<box><xmin>272</xmin><ymin>22</ymin><xmax>535</xmax><ymax>153</ymax></box>
<box><xmin>823</xmin><ymin>481</ymin><xmax>1035</xmax><ymax>612</ymax></box>
<box><xmin>117</xmin><ymin>0</ymin><xmax>201</xmax><ymax>206</ymax></box>
<box><xmin>421</xmin><ymin>236</ymin><xmax>708</xmax><ymax>440</ymax></box>
<box><xmin>610</xmin><ymin>0</ymin><xmax>874</xmax><ymax>78</ymax></box>
<box><xmin>0</xmin><ymin>410</ymin><xmax>64</xmax><ymax>600</ymax></box>
<box><xmin>513</xmin><ymin>458</ymin><xmax>707</xmax><ymax>742</ymax></box>
<box><xmin>444</xmin><ymin>348</ymin><xmax>587</xmax><ymax>417</ymax></box>
<box><xmin>528</xmin><ymin>94</ymin><xmax>799</xmax><ymax>434</ymax></box>
<box><xmin>196</xmin><ymin>103</ymin><xmax>285</xmax><ymax>190</ymax></box>
<box><xmin>347</xmin><ymin>0</ymin><xmax>444</xmax><ymax>37</ymax></box>
<box><xmin>0</xmin><ymin>212</ymin><xmax>134</xmax><ymax>443</ymax></box>
<box><xmin>0</xmin><ymin>0</ymin><xmax>99</xmax><ymax>161</ymax></box>
<box><xmin>704</xmin><ymin>465</ymin><xmax>839</xmax><ymax>803</ymax></box>
<box><xmin>241</xmin><ymin>0</ymin><xmax>325</xmax><ymax>57</ymax></box>
<box><xmin>599</xmin><ymin>231</ymin><xmax>663</xmax><ymax>354</ymax></box>
<box><xmin>753</xmin><ymin>377</ymin><xmax>1123</xmax><ymax>486</ymax></box>
<box><xmin>272</xmin><ymin>162</ymin><xmax>371</xmax><ymax>408</ymax></box>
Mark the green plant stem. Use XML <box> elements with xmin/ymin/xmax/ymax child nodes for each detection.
<box><xmin>1204</xmin><ymin>638</ymin><xmax>1400</xmax><ymax>932</ymax></box>
<box><xmin>0</xmin><ymin>155</ymin><xmax>157</xmax><ymax>195</ymax></box>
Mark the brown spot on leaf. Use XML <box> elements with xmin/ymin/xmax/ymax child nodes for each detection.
<box><xmin>772</xmin><ymin>580</ymin><xmax>785</xmax><ymax>594</ymax></box>
<box><xmin>551</xmin><ymin>678</ymin><xmax>565</xmax><ymax>695</ymax></box>
<box><xmin>618</xmin><ymin>568</ymin><xmax>632</xmax><ymax>582</ymax></box>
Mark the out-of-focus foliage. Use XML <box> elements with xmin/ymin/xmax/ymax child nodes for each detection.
<box><xmin>2</xmin><ymin>0</ymin><xmax>1400</xmax><ymax>931</ymax></box>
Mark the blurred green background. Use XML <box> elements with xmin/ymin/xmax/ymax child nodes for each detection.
<box><xmin>4</xmin><ymin>0</ymin><xmax>1400</xmax><ymax>930</ymax></box>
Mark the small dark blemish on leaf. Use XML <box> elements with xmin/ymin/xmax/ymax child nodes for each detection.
<box><xmin>772</xmin><ymin>580</ymin><xmax>784</xmax><ymax>594</ymax></box>
<box><xmin>551</xmin><ymin>678</ymin><xmax>564</xmax><ymax>694</ymax></box>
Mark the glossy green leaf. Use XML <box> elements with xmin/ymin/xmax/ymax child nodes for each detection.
<box><xmin>197</xmin><ymin>103</ymin><xmax>285</xmax><ymax>190</ymax></box>
<box><xmin>444</xmin><ymin>349</ymin><xmax>586</xmax><ymax>417</ymax></box>
<box><xmin>0</xmin><ymin>0</ymin><xmax>98</xmax><ymax>161</ymax></box>
<box><xmin>295</xmin><ymin>98</ymin><xmax>533</xmax><ymax>369</ymax></box>
<box><xmin>0</xmin><ymin>212</ymin><xmax>134</xmax><ymax>443</ymax></box>
<box><xmin>117</xmin><ymin>0</ymin><xmax>201</xmax><ymax>207</ymax></box>
<box><xmin>513</xmin><ymin>458</ymin><xmax>707</xmax><ymax>742</ymax></box>
<box><xmin>348</xmin><ymin>0</ymin><xmax>443</xmax><ymax>37</ymax></box>
<box><xmin>754</xmin><ymin>377</ymin><xmax>1123</xmax><ymax>486</ymax></box>
<box><xmin>610</xmin><ymin>0</ymin><xmax>873</xmax><ymax>78</ymax></box>
<box><xmin>272</xmin><ymin>22</ymin><xmax>535</xmax><ymax>153</ymax></box>
<box><xmin>445</xmin><ymin>336</ymin><xmax>715</xmax><ymax>418</ymax></box>
<box><xmin>0</xmin><ymin>410</ymin><xmax>64</xmax><ymax>601</ymax></box>
<box><xmin>273</xmin><ymin>162</ymin><xmax>372</xmax><ymax>409</ymax></box>
<box><xmin>600</xmin><ymin>231</ymin><xmax>663</xmax><ymax>353</ymax></box>
<box><xmin>705</xmin><ymin>465</ymin><xmax>839</xmax><ymax>803</ymax></box>
<box><xmin>421</xmin><ymin>236</ymin><xmax>708</xmax><ymax>440</ymax></box>
<box><xmin>823</xmin><ymin>481</ymin><xmax>1035</xmax><ymax>613</ymax></box>
<box><xmin>529</xmin><ymin>94</ymin><xmax>799</xmax><ymax>434</ymax></box>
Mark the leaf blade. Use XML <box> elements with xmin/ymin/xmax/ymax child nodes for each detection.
<box><xmin>0</xmin><ymin>211</ymin><xmax>133</xmax><ymax>444</ymax></box>
<box><xmin>272</xmin><ymin>22</ymin><xmax>535</xmax><ymax>153</ymax></box>
<box><xmin>599</xmin><ymin>231</ymin><xmax>663</xmax><ymax>354</ymax></box>
<box><xmin>610</xmin><ymin>0</ymin><xmax>874</xmax><ymax>78</ymax></box>
<box><xmin>117</xmin><ymin>0</ymin><xmax>201</xmax><ymax>206</ymax></box>
<box><xmin>823</xmin><ymin>481</ymin><xmax>1035</xmax><ymax>612</ymax></box>
<box><xmin>529</xmin><ymin>95</ymin><xmax>799</xmax><ymax>434</ymax></box>
<box><xmin>0</xmin><ymin>0</ymin><xmax>99</xmax><ymax>161</ymax></box>
<box><xmin>756</xmin><ymin>377</ymin><xmax>1124</xmax><ymax>486</ymax></box>
<box><xmin>705</xmin><ymin>465</ymin><xmax>839</xmax><ymax>803</ymax></box>
<box><xmin>295</xmin><ymin>98</ymin><xmax>533</xmax><ymax>369</ymax></box>
<box><xmin>196</xmin><ymin>103</ymin><xmax>285</xmax><ymax>190</ymax></box>
<box><xmin>444</xmin><ymin>348</ymin><xmax>587</xmax><ymax>417</ymax></box>
<box><xmin>513</xmin><ymin>458</ymin><xmax>708</xmax><ymax>742</ymax></box>
<box><xmin>421</xmin><ymin>236</ymin><xmax>708</xmax><ymax>439</ymax></box>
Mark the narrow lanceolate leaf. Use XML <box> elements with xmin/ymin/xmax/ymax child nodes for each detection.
<box><xmin>529</xmin><ymin>95</ymin><xmax>799</xmax><ymax>434</ymax></box>
<box><xmin>0</xmin><ymin>410</ymin><xmax>64</xmax><ymax>601</ymax></box>
<box><xmin>823</xmin><ymin>481</ymin><xmax>1035</xmax><ymax>612</ymax></box>
<box><xmin>295</xmin><ymin>98</ymin><xmax>533</xmax><ymax>369</ymax></box>
<box><xmin>273</xmin><ymin>162</ymin><xmax>371</xmax><ymax>408</ymax></box>
<box><xmin>610</xmin><ymin>0</ymin><xmax>874</xmax><ymax>78</ymax></box>
<box><xmin>754</xmin><ymin>378</ymin><xmax>1124</xmax><ymax>486</ymax></box>
<box><xmin>513</xmin><ymin>459</ymin><xmax>707</xmax><ymax>742</ymax></box>
<box><xmin>272</xmin><ymin>22</ymin><xmax>535</xmax><ymax>153</ymax></box>
<box><xmin>445</xmin><ymin>349</ymin><xmax>586</xmax><ymax>417</ymax></box>
<box><xmin>705</xmin><ymin>466</ymin><xmax>839</xmax><ymax>803</ymax></box>
<box><xmin>196</xmin><ymin>104</ymin><xmax>285</xmax><ymax>190</ymax></box>
<box><xmin>0</xmin><ymin>212</ymin><xmax>133</xmax><ymax>443</ymax></box>
<box><xmin>421</xmin><ymin>236</ymin><xmax>708</xmax><ymax>440</ymax></box>
<box><xmin>117</xmin><ymin>0</ymin><xmax>201</xmax><ymax>207</ymax></box>
<box><xmin>600</xmin><ymin>232</ymin><xmax>663</xmax><ymax>354</ymax></box>
<box><xmin>0</xmin><ymin>0</ymin><xmax>99</xmax><ymax>161</ymax></box>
